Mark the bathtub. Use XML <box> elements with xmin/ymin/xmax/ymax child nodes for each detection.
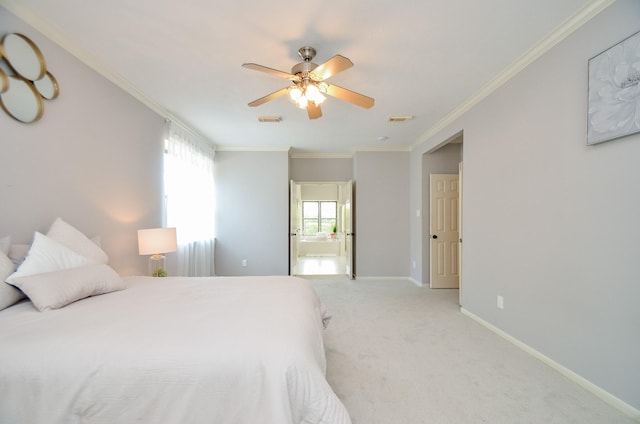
<box><xmin>298</xmin><ymin>235</ymin><xmax>341</xmax><ymax>256</ymax></box>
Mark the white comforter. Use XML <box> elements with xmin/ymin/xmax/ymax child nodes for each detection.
<box><xmin>0</xmin><ymin>275</ymin><xmax>351</xmax><ymax>424</ymax></box>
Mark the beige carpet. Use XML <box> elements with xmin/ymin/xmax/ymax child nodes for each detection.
<box><xmin>311</xmin><ymin>278</ymin><xmax>636</xmax><ymax>424</ymax></box>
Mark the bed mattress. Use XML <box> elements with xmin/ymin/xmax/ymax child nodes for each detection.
<box><xmin>0</xmin><ymin>275</ymin><xmax>350</xmax><ymax>424</ymax></box>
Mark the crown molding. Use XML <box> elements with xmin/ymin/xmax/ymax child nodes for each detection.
<box><xmin>0</xmin><ymin>0</ymin><xmax>216</xmax><ymax>146</ymax></box>
<box><xmin>290</xmin><ymin>146</ymin><xmax>412</xmax><ymax>158</ymax></box>
<box><xmin>215</xmin><ymin>145</ymin><xmax>291</xmax><ymax>152</ymax></box>
<box><xmin>411</xmin><ymin>0</ymin><xmax>616</xmax><ymax>150</ymax></box>
<box><xmin>0</xmin><ymin>0</ymin><xmax>169</xmax><ymax>118</ymax></box>
<box><xmin>289</xmin><ymin>152</ymin><xmax>353</xmax><ymax>159</ymax></box>
<box><xmin>353</xmin><ymin>146</ymin><xmax>412</xmax><ymax>153</ymax></box>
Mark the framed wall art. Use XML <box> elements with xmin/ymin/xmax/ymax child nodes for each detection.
<box><xmin>587</xmin><ymin>30</ymin><xmax>640</xmax><ymax>145</ymax></box>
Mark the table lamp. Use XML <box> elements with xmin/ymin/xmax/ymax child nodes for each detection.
<box><xmin>137</xmin><ymin>227</ymin><xmax>177</xmax><ymax>277</ymax></box>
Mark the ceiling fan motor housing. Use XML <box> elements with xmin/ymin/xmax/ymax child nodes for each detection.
<box><xmin>298</xmin><ymin>46</ymin><xmax>316</xmax><ymax>61</ymax></box>
<box><xmin>291</xmin><ymin>61</ymin><xmax>318</xmax><ymax>77</ymax></box>
<box><xmin>292</xmin><ymin>46</ymin><xmax>320</xmax><ymax>79</ymax></box>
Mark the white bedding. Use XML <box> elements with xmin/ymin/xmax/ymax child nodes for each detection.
<box><xmin>0</xmin><ymin>275</ymin><xmax>351</xmax><ymax>424</ymax></box>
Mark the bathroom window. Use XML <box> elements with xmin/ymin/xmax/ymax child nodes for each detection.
<box><xmin>302</xmin><ymin>201</ymin><xmax>337</xmax><ymax>235</ymax></box>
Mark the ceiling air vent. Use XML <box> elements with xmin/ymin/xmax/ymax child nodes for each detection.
<box><xmin>258</xmin><ymin>116</ymin><xmax>282</xmax><ymax>123</ymax></box>
<box><xmin>387</xmin><ymin>115</ymin><xmax>414</xmax><ymax>122</ymax></box>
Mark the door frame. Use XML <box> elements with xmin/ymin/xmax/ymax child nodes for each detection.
<box><xmin>289</xmin><ymin>180</ymin><xmax>354</xmax><ymax>278</ymax></box>
<box><xmin>421</xmin><ymin>135</ymin><xmax>463</xmax><ymax>291</ymax></box>
<box><xmin>458</xmin><ymin>161</ymin><xmax>463</xmax><ymax>305</ymax></box>
<box><xmin>289</xmin><ymin>180</ymin><xmax>302</xmax><ymax>276</ymax></box>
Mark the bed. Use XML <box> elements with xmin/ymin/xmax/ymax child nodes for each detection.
<box><xmin>0</xmin><ymin>220</ymin><xmax>351</xmax><ymax>424</ymax></box>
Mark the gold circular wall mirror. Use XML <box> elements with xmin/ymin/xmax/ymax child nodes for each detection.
<box><xmin>0</xmin><ymin>68</ymin><xmax>8</xmax><ymax>94</ymax></box>
<box><xmin>0</xmin><ymin>75</ymin><xmax>44</xmax><ymax>123</ymax></box>
<box><xmin>34</xmin><ymin>71</ymin><xmax>59</xmax><ymax>100</ymax></box>
<box><xmin>1</xmin><ymin>33</ymin><xmax>46</xmax><ymax>81</ymax></box>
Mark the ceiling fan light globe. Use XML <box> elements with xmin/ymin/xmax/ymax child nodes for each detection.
<box><xmin>295</xmin><ymin>97</ymin><xmax>308</xmax><ymax>109</ymax></box>
<box><xmin>288</xmin><ymin>85</ymin><xmax>303</xmax><ymax>101</ymax></box>
<box><xmin>288</xmin><ymin>85</ymin><xmax>308</xmax><ymax>108</ymax></box>
<box><xmin>306</xmin><ymin>84</ymin><xmax>326</xmax><ymax>104</ymax></box>
<box><xmin>311</xmin><ymin>93</ymin><xmax>326</xmax><ymax>104</ymax></box>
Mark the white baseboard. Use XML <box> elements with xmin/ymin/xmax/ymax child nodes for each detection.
<box><xmin>354</xmin><ymin>276</ymin><xmax>418</xmax><ymax>284</ymax></box>
<box><xmin>408</xmin><ymin>277</ymin><xmax>422</xmax><ymax>287</ymax></box>
<box><xmin>460</xmin><ymin>308</ymin><xmax>640</xmax><ymax>421</ymax></box>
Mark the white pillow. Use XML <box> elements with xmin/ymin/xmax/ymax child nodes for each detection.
<box><xmin>47</xmin><ymin>217</ymin><xmax>108</xmax><ymax>264</ymax></box>
<box><xmin>0</xmin><ymin>252</ymin><xmax>15</xmax><ymax>279</ymax></box>
<box><xmin>90</xmin><ymin>235</ymin><xmax>102</xmax><ymax>248</ymax></box>
<box><xmin>10</xmin><ymin>264</ymin><xmax>125</xmax><ymax>312</ymax></box>
<box><xmin>8</xmin><ymin>244</ymin><xmax>30</xmax><ymax>266</ymax></box>
<box><xmin>0</xmin><ymin>235</ymin><xmax>10</xmax><ymax>255</ymax></box>
<box><xmin>7</xmin><ymin>237</ymin><xmax>101</xmax><ymax>269</ymax></box>
<box><xmin>0</xmin><ymin>252</ymin><xmax>25</xmax><ymax>310</ymax></box>
<box><xmin>5</xmin><ymin>232</ymin><xmax>90</xmax><ymax>285</ymax></box>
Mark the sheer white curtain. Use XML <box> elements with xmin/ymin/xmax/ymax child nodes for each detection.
<box><xmin>164</xmin><ymin>121</ymin><xmax>216</xmax><ymax>276</ymax></box>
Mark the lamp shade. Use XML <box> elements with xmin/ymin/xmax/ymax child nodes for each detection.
<box><xmin>137</xmin><ymin>227</ymin><xmax>177</xmax><ymax>255</ymax></box>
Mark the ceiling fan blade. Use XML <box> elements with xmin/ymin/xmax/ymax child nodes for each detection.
<box><xmin>307</xmin><ymin>101</ymin><xmax>322</xmax><ymax>119</ymax></box>
<box><xmin>247</xmin><ymin>87</ymin><xmax>289</xmax><ymax>107</ymax></box>
<box><xmin>325</xmin><ymin>84</ymin><xmax>374</xmax><ymax>109</ymax></box>
<box><xmin>310</xmin><ymin>55</ymin><xmax>353</xmax><ymax>81</ymax></box>
<box><xmin>242</xmin><ymin>63</ymin><xmax>298</xmax><ymax>80</ymax></box>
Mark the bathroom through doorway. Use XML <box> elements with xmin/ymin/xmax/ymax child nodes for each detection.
<box><xmin>290</xmin><ymin>180</ymin><xmax>353</xmax><ymax>278</ymax></box>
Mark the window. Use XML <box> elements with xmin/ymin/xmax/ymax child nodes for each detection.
<box><xmin>164</xmin><ymin>121</ymin><xmax>216</xmax><ymax>276</ymax></box>
<box><xmin>302</xmin><ymin>201</ymin><xmax>337</xmax><ymax>235</ymax></box>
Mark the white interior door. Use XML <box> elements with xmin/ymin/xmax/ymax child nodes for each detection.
<box><xmin>429</xmin><ymin>174</ymin><xmax>459</xmax><ymax>288</ymax></box>
<box><xmin>289</xmin><ymin>181</ymin><xmax>302</xmax><ymax>275</ymax></box>
<box><xmin>343</xmin><ymin>180</ymin><xmax>354</xmax><ymax>279</ymax></box>
<box><xmin>458</xmin><ymin>162</ymin><xmax>463</xmax><ymax>305</ymax></box>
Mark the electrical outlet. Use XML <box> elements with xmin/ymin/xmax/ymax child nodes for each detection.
<box><xmin>497</xmin><ymin>295</ymin><xmax>504</xmax><ymax>310</ymax></box>
<box><xmin>412</xmin><ymin>260</ymin><xmax>416</xmax><ymax>269</ymax></box>
<box><xmin>242</xmin><ymin>259</ymin><xmax>248</xmax><ymax>267</ymax></box>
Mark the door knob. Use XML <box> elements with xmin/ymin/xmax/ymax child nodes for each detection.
<box><xmin>432</xmin><ymin>235</ymin><xmax>438</xmax><ymax>239</ymax></box>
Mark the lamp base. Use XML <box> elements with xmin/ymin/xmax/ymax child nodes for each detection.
<box><xmin>149</xmin><ymin>254</ymin><xmax>167</xmax><ymax>277</ymax></box>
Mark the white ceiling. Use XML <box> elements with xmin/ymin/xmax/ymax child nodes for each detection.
<box><xmin>3</xmin><ymin>0</ymin><xmax>608</xmax><ymax>154</ymax></box>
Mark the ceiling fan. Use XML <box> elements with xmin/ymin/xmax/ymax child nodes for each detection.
<box><xmin>242</xmin><ymin>46</ymin><xmax>374</xmax><ymax>119</ymax></box>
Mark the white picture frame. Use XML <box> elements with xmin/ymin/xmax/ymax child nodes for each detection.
<box><xmin>587</xmin><ymin>30</ymin><xmax>640</xmax><ymax>145</ymax></box>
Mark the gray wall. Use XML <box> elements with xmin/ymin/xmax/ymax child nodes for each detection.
<box><xmin>214</xmin><ymin>151</ymin><xmax>289</xmax><ymax>276</ymax></box>
<box><xmin>411</xmin><ymin>0</ymin><xmax>640</xmax><ymax>410</ymax></box>
<box><xmin>290</xmin><ymin>157</ymin><xmax>353</xmax><ymax>182</ymax></box>
<box><xmin>0</xmin><ymin>6</ymin><xmax>165</xmax><ymax>275</ymax></box>
<box><xmin>354</xmin><ymin>151</ymin><xmax>410</xmax><ymax>277</ymax></box>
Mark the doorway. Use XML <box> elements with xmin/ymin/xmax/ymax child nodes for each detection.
<box><xmin>290</xmin><ymin>181</ymin><xmax>353</xmax><ymax>278</ymax></box>
<box><xmin>422</xmin><ymin>135</ymin><xmax>463</xmax><ymax>293</ymax></box>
